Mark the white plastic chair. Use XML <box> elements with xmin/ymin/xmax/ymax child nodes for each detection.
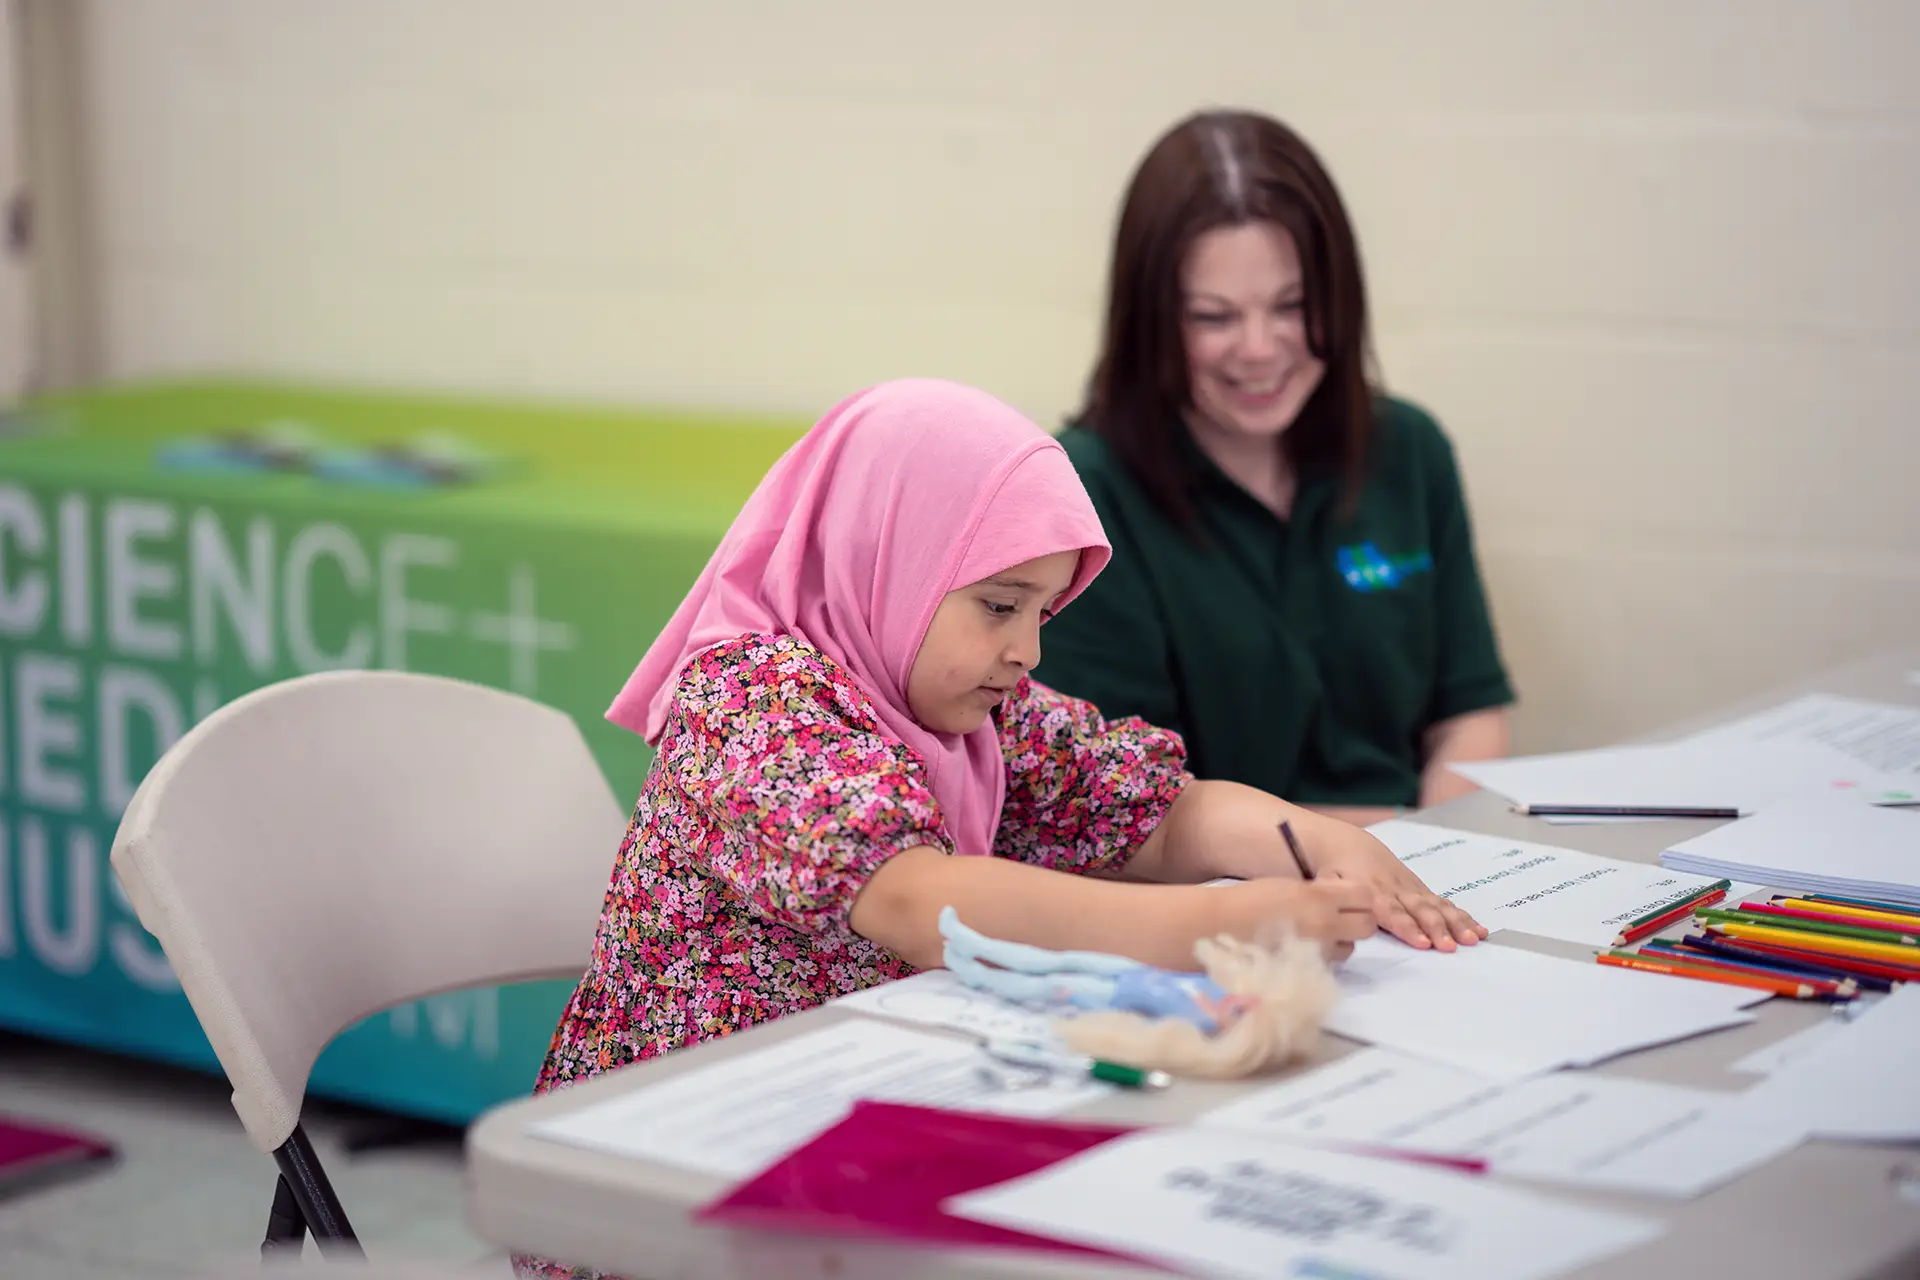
<box><xmin>111</xmin><ymin>670</ymin><xmax>630</xmax><ymax>1260</ymax></box>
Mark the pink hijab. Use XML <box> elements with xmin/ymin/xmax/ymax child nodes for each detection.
<box><xmin>607</xmin><ymin>378</ymin><xmax>1111</xmax><ymax>856</ymax></box>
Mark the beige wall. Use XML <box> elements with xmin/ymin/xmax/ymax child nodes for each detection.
<box><xmin>46</xmin><ymin>0</ymin><xmax>1920</xmax><ymax>749</ymax></box>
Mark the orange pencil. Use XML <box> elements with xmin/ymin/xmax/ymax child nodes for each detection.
<box><xmin>1597</xmin><ymin>949</ymin><xmax>1818</xmax><ymax>998</ymax></box>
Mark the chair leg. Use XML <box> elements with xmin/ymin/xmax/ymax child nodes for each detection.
<box><xmin>261</xmin><ymin>1174</ymin><xmax>306</xmax><ymax>1258</ymax></box>
<box><xmin>270</xmin><ymin>1124</ymin><xmax>364</xmax><ymax>1258</ymax></box>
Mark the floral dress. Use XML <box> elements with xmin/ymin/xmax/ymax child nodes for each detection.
<box><xmin>515</xmin><ymin>631</ymin><xmax>1186</xmax><ymax>1278</ymax></box>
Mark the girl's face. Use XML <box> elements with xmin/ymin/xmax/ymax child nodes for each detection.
<box><xmin>1180</xmin><ymin>220</ymin><xmax>1326</xmax><ymax>443</ymax></box>
<box><xmin>907</xmin><ymin>550</ymin><xmax>1080</xmax><ymax>734</ymax></box>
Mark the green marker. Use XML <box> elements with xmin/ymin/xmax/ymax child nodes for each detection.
<box><xmin>982</xmin><ymin>1037</ymin><xmax>1173</xmax><ymax>1090</ymax></box>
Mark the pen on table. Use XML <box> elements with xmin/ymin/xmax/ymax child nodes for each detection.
<box><xmin>1513</xmin><ymin>804</ymin><xmax>1741</xmax><ymax>820</ymax></box>
<box><xmin>1278</xmin><ymin>819</ymin><xmax>1314</xmax><ymax>881</ymax></box>
<box><xmin>1612</xmin><ymin>883</ymin><xmax>1731</xmax><ymax>946</ymax></box>
<box><xmin>981</xmin><ymin>1037</ymin><xmax>1172</xmax><ymax>1091</ymax></box>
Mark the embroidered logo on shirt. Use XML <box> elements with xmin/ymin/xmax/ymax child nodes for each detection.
<box><xmin>1336</xmin><ymin>542</ymin><xmax>1433</xmax><ymax>592</ymax></box>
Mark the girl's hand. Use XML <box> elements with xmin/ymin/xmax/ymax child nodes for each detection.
<box><xmin>1224</xmin><ymin>878</ymin><xmax>1377</xmax><ymax>962</ymax></box>
<box><xmin>1313</xmin><ymin>831</ymin><xmax>1487</xmax><ymax>951</ymax></box>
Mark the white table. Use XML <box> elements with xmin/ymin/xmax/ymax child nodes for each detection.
<box><xmin>467</xmin><ymin>649</ymin><xmax>1920</xmax><ymax>1280</ymax></box>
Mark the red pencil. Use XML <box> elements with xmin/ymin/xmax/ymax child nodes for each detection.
<box><xmin>1613</xmin><ymin>889</ymin><xmax>1729</xmax><ymax>946</ymax></box>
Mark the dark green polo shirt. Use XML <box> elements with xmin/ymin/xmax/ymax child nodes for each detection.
<box><xmin>1035</xmin><ymin>396</ymin><xmax>1513</xmax><ymax>806</ymax></box>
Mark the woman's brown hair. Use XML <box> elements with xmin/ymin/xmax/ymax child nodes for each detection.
<box><xmin>1082</xmin><ymin>109</ymin><xmax>1376</xmax><ymax>527</ymax></box>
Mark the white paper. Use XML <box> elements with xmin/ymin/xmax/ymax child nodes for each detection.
<box><xmin>834</xmin><ymin>969</ymin><xmax>1057</xmax><ymax>1042</ymax></box>
<box><xmin>1204</xmin><ymin>1048</ymin><xmax>1799</xmax><ymax>1199</ymax></box>
<box><xmin>1687</xmin><ymin>693</ymin><xmax>1920</xmax><ymax>787</ymax></box>
<box><xmin>949</xmin><ymin>1126</ymin><xmax>1664</xmax><ymax>1280</ymax></box>
<box><xmin>1454</xmin><ymin>738</ymin><xmax>1913</xmax><ymax>813</ymax></box>
<box><xmin>1326</xmin><ymin>937</ymin><xmax>1762</xmax><ymax>1081</ymax></box>
<box><xmin>1728</xmin><ymin>1017</ymin><xmax>1846</xmax><ymax>1077</ymax></box>
<box><xmin>1728</xmin><ymin>983</ymin><xmax>1920</xmax><ymax>1140</ymax></box>
<box><xmin>1369</xmin><ymin>820</ymin><xmax>1726</xmax><ymax>946</ymax></box>
<box><xmin>527</xmin><ymin>1019</ymin><xmax>1107</xmax><ymax>1179</ymax></box>
<box><xmin>1661</xmin><ymin>795</ymin><xmax>1920</xmax><ymax>907</ymax></box>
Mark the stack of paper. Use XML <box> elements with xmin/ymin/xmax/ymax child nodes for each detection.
<box><xmin>1327</xmin><ymin>936</ymin><xmax>1764</xmax><ymax>1080</ymax></box>
<box><xmin>1452</xmin><ymin>738</ymin><xmax>1914</xmax><ymax>816</ymax></box>
<box><xmin>1202</xmin><ymin>1047</ymin><xmax>1802</xmax><ymax>1199</ymax></box>
<box><xmin>949</xmin><ymin>1126</ymin><xmax>1665</xmax><ymax>1280</ymax></box>
<box><xmin>1726</xmin><ymin>984</ymin><xmax>1920</xmax><ymax>1140</ymax></box>
<box><xmin>1660</xmin><ymin>796</ymin><xmax>1920</xmax><ymax>907</ymax></box>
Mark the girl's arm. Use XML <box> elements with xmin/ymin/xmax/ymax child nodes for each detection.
<box><xmin>1122</xmin><ymin>779</ymin><xmax>1487</xmax><ymax>951</ymax></box>
<box><xmin>850</xmin><ymin>849</ymin><xmax>1375</xmax><ymax>972</ymax></box>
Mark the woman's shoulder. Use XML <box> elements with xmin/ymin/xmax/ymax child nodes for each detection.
<box><xmin>1053</xmin><ymin>422</ymin><xmax>1124</xmax><ymax>480</ymax></box>
<box><xmin>1372</xmin><ymin>394</ymin><xmax>1454</xmax><ymax>455</ymax></box>
<box><xmin>1366</xmin><ymin>393</ymin><xmax>1464</xmax><ymax>488</ymax></box>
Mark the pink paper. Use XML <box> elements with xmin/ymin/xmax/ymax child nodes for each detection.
<box><xmin>695</xmin><ymin>1101</ymin><xmax>1139</xmax><ymax>1260</ymax></box>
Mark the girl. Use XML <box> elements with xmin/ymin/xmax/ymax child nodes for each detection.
<box><xmin>515</xmin><ymin>378</ymin><xmax>1482</xmax><ymax>1278</ymax></box>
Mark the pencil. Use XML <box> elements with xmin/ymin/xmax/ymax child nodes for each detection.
<box><xmin>1700</xmin><ymin>935</ymin><xmax>1920</xmax><ymax>986</ymax></box>
<box><xmin>1805</xmin><ymin>892</ymin><xmax>1920</xmax><ymax>914</ymax></box>
<box><xmin>1773</xmin><ymin>896</ymin><xmax>1920</xmax><ymax>928</ymax></box>
<box><xmin>1737</xmin><ymin>901</ymin><xmax>1920</xmax><ymax>942</ymax></box>
<box><xmin>1662</xmin><ymin>933</ymin><xmax>1890</xmax><ymax>992</ymax></box>
<box><xmin>1598</xmin><ymin>949</ymin><xmax>1819</xmax><ymax>998</ymax></box>
<box><xmin>1613</xmin><ymin>888</ymin><xmax>1730</xmax><ymax>946</ymax></box>
<box><xmin>1703</xmin><ymin>920</ymin><xmax>1920</xmax><ymax>966</ymax></box>
<box><xmin>1516</xmin><ymin>804</ymin><xmax>1741</xmax><ymax>819</ymax></box>
<box><xmin>1695</xmin><ymin>907</ymin><xmax>1918</xmax><ymax>948</ymax></box>
<box><xmin>1278</xmin><ymin>819</ymin><xmax>1314</xmax><ymax>881</ymax></box>
<box><xmin>1637</xmin><ymin>941</ymin><xmax>1854</xmax><ymax>997</ymax></box>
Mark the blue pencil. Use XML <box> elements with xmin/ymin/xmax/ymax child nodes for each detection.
<box><xmin>1643</xmin><ymin>938</ymin><xmax>1862</xmax><ymax>994</ymax></box>
<box><xmin>1664</xmin><ymin>932</ymin><xmax>1894</xmax><ymax>993</ymax></box>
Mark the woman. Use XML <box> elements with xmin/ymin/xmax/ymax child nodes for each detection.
<box><xmin>1034</xmin><ymin>109</ymin><xmax>1513</xmax><ymax>827</ymax></box>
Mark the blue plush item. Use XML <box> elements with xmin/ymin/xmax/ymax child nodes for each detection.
<box><xmin>938</xmin><ymin>907</ymin><xmax>1243</xmax><ymax>1034</ymax></box>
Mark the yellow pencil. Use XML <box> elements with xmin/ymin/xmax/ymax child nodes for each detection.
<box><xmin>1775</xmin><ymin>897</ymin><xmax>1920</xmax><ymax>929</ymax></box>
<box><xmin>1707</xmin><ymin>920</ymin><xmax>1920</xmax><ymax>966</ymax></box>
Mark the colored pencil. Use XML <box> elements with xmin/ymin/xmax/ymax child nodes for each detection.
<box><xmin>1773</xmin><ymin>896</ymin><xmax>1920</xmax><ymax>928</ymax></box>
<box><xmin>1738</xmin><ymin>901</ymin><xmax>1920</xmax><ymax>941</ymax></box>
<box><xmin>1805</xmin><ymin>892</ymin><xmax>1920</xmax><ymax>914</ymax></box>
<box><xmin>1695</xmin><ymin>907</ymin><xmax>1918</xmax><ymax>948</ymax></box>
<box><xmin>1613</xmin><ymin>888</ymin><xmax>1730</xmax><ymax>946</ymax></box>
<box><xmin>1662</xmin><ymin>933</ymin><xmax>1892</xmax><ymax>992</ymax></box>
<box><xmin>1702</xmin><ymin>935</ymin><xmax>1920</xmax><ymax>986</ymax></box>
<box><xmin>1638</xmin><ymin>940</ymin><xmax>1855</xmax><ymax>997</ymax></box>
<box><xmin>1278</xmin><ymin>819</ymin><xmax>1314</xmax><ymax>881</ymax></box>
<box><xmin>1598</xmin><ymin>949</ymin><xmax>1820</xmax><ymax>998</ymax></box>
<box><xmin>1702</xmin><ymin>920</ymin><xmax>1920</xmax><ymax>966</ymax></box>
<box><xmin>1517</xmin><ymin>804</ymin><xmax>1740</xmax><ymax>819</ymax></box>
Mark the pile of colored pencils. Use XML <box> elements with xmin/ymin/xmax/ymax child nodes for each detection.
<box><xmin>1597</xmin><ymin>892</ymin><xmax>1920</xmax><ymax>1001</ymax></box>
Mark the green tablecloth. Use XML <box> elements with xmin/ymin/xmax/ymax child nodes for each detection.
<box><xmin>0</xmin><ymin>380</ymin><xmax>806</xmax><ymax>1123</ymax></box>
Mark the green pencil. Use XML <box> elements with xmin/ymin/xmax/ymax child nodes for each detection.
<box><xmin>1694</xmin><ymin>907</ymin><xmax>1918</xmax><ymax>948</ymax></box>
<box><xmin>1620</xmin><ymin>880</ymin><xmax>1733</xmax><ymax>930</ymax></box>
